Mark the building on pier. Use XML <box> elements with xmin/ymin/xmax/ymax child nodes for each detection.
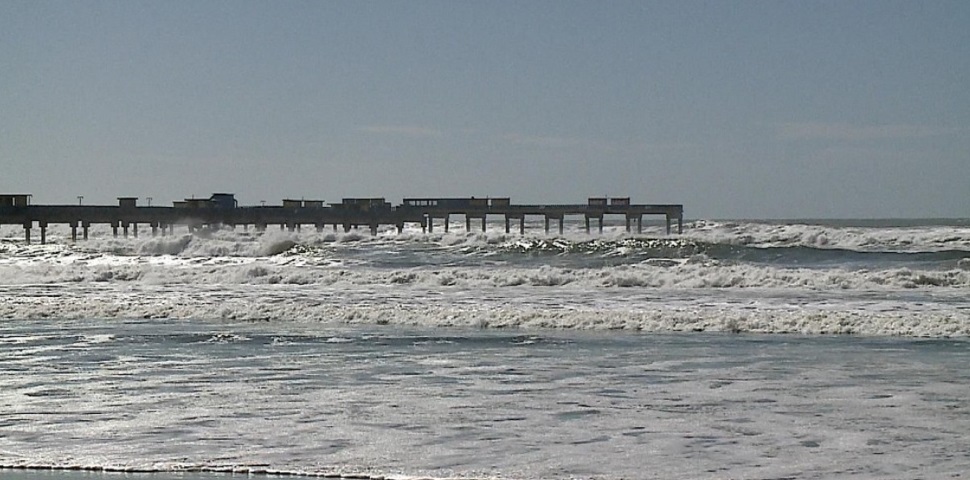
<box><xmin>209</xmin><ymin>193</ymin><xmax>238</xmax><ymax>209</ymax></box>
<box><xmin>335</xmin><ymin>198</ymin><xmax>392</xmax><ymax>211</ymax></box>
<box><xmin>0</xmin><ymin>194</ymin><xmax>31</xmax><ymax>207</ymax></box>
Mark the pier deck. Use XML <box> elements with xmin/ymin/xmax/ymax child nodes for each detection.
<box><xmin>0</xmin><ymin>195</ymin><xmax>684</xmax><ymax>244</ymax></box>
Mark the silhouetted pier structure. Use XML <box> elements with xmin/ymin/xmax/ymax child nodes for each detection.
<box><xmin>0</xmin><ymin>194</ymin><xmax>684</xmax><ymax>244</ymax></box>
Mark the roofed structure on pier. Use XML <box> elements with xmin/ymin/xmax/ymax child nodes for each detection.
<box><xmin>0</xmin><ymin>194</ymin><xmax>32</xmax><ymax>207</ymax></box>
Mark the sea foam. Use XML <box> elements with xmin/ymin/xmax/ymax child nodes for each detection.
<box><xmin>2</xmin><ymin>221</ymin><xmax>968</xmax><ymax>337</ymax></box>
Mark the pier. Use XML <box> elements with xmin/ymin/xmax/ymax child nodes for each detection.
<box><xmin>0</xmin><ymin>194</ymin><xmax>684</xmax><ymax>244</ymax></box>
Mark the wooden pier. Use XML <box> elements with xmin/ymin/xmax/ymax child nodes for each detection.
<box><xmin>0</xmin><ymin>194</ymin><xmax>684</xmax><ymax>244</ymax></box>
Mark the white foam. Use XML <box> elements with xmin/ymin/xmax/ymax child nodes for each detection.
<box><xmin>1</xmin><ymin>254</ymin><xmax>968</xmax><ymax>291</ymax></box>
<box><xmin>686</xmin><ymin>220</ymin><xmax>970</xmax><ymax>252</ymax></box>
<box><xmin>6</xmin><ymin>219</ymin><xmax>970</xmax><ymax>255</ymax></box>
<box><xmin>0</xmin><ymin>282</ymin><xmax>967</xmax><ymax>337</ymax></box>
<box><xmin>2</xmin><ymin>223</ymin><xmax>968</xmax><ymax>337</ymax></box>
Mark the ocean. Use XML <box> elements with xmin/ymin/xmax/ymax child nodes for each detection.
<box><xmin>1</xmin><ymin>218</ymin><xmax>968</xmax><ymax>479</ymax></box>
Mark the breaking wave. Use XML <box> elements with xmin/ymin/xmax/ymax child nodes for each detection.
<box><xmin>2</xmin><ymin>220</ymin><xmax>969</xmax><ymax>337</ymax></box>
<box><xmin>1</xmin><ymin>283</ymin><xmax>967</xmax><ymax>337</ymax></box>
<box><xmin>1</xmin><ymin>252</ymin><xmax>969</xmax><ymax>290</ymax></box>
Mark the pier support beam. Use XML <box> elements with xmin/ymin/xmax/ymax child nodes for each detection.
<box><xmin>40</xmin><ymin>223</ymin><xmax>47</xmax><ymax>245</ymax></box>
<box><xmin>133</xmin><ymin>223</ymin><xmax>138</xmax><ymax>238</ymax></box>
<box><xmin>465</xmin><ymin>216</ymin><xmax>486</xmax><ymax>232</ymax></box>
<box><xmin>519</xmin><ymin>217</ymin><xmax>525</xmax><ymax>235</ymax></box>
<box><xmin>444</xmin><ymin>216</ymin><xmax>450</xmax><ymax>233</ymax></box>
<box><xmin>626</xmin><ymin>215</ymin><xmax>643</xmax><ymax>234</ymax></box>
<box><xmin>24</xmin><ymin>223</ymin><xmax>31</xmax><ymax>244</ymax></box>
<box><xmin>71</xmin><ymin>223</ymin><xmax>78</xmax><ymax>242</ymax></box>
<box><xmin>544</xmin><ymin>216</ymin><xmax>563</xmax><ymax>234</ymax></box>
<box><xmin>505</xmin><ymin>217</ymin><xmax>510</xmax><ymax>234</ymax></box>
<box><xmin>83</xmin><ymin>223</ymin><xmax>90</xmax><ymax>240</ymax></box>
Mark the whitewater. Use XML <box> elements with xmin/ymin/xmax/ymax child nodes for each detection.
<box><xmin>2</xmin><ymin>218</ymin><xmax>969</xmax><ymax>479</ymax></box>
<box><xmin>2</xmin><ymin>219</ymin><xmax>968</xmax><ymax>336</ymax></box>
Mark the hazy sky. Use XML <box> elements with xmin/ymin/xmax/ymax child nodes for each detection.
<box><xmin>2</xmin><ymin>1</ymin><xmax>968</xmax><ymax>218</ymax></box>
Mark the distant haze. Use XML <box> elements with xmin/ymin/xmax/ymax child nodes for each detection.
<box><xmin>2</xmin><ymin>1</ymin><xmax>968</xmax><ymax>218</ymax></box>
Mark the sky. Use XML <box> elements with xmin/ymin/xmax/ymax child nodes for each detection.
<box><xmin>2</xmin><ymin>1</ymin><xmax>968</xmax><ymax>219</ymax></box>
